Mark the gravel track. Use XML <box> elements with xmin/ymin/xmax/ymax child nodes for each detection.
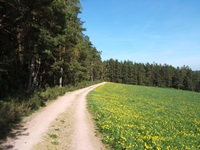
<box><xmin>0</xmin><ymin>82</ymin><xmax>107</xmax><ymax>150</ymax></box>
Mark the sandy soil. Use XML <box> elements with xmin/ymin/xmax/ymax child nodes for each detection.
<box><xmin>0</xmin><ymin>82</ymin><xmax>107</xmax><ymax>150</ymax></box>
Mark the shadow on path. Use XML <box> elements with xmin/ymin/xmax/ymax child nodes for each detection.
<box><xmin>0</xmin><ymin>123</ymin><xmax>28</xmax><ymax>150</ymax></box>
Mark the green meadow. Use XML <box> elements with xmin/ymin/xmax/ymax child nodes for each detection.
<box><xmin>87</xmin><ymin>82</ymin><xmax>200</xmax><ymax>150</ymax></box>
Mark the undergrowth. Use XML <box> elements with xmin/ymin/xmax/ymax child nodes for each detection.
<box><xmin>0</xmin><ymin>80</ymin><xmax>101</xmax><ymax>139</ymax></box>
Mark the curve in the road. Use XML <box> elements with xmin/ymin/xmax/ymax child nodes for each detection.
<box><xmin>0</xmin><ymin>82</ymin><xmax>106</xmax><ymax>150</ymax></box>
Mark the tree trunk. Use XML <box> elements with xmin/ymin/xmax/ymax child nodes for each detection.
<box><xmin>27</xmin><ymin>58</ymin><xmax>34</xmax><ymax>93</ymax></box>
<box><xmin>17</xmin><ymin>26</ymin><xmax>24</xmax><ymax>63</ymax></box>
<box><xmin>59</xmin><ymin>67</ymin><xmax>63</xmax><ymax>87</ymax></box>
<box><xmin>31</xmin><ymin>57</ymin><xmax>41</xmax><ymax>90</ymax></box>
<box><xmin>59</xmin><ymin>45</ymin><xmax>65</xmax><ymax>87</ymax></box>
<box><xmin>91</xmin><ymin>61</ymin><xmax>94</xmax><ymax>82</ymax></box>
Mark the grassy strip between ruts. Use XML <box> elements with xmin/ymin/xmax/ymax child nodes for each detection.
<box><xmin>87</xmin><ymin>82</ymin><xmax>200</xmax><ymax>150</ymax></box>
<box><xmin>0</xmin><ymin>80</ymin><xmax>102</xmax><ymax>139</ymax></box>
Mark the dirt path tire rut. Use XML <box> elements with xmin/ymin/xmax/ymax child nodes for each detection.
<box><xmin>1</xmin><ymin>83</ymin><xmax>107</xmax><ymax>150</ymax></box>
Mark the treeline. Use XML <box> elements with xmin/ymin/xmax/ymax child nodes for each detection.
<box><xmin>0</xmin><ymin>0</ymin><xmax>102</xmax><ymax>98</ymax></box>
<box><xmin>103</xmin><ymin>59</ymin><xmax>200</xmax><ymax>92</ymax></box>
<box><xmin>1</xmin><ymin>0</ymin><xmax>199</xmax><ymax>99</ymax></box>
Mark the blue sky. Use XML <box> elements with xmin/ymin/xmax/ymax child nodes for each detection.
<box><xmin>80</xmin><ymin>0</ymin><xmax>200</xmax><ymax>70</ymax></box>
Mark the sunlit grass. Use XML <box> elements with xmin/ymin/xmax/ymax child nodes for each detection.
<box><xmin>87</xmin><ymin>82</ymin><xmax>200</xmax><ymax>149</ymax></box>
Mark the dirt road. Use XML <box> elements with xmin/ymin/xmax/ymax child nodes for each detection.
<box><xmin>0</xmin><ymin>82</ymin><xmax>107</xmax><ymax>150</ymax></box>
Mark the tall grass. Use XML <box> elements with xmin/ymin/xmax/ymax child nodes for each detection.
<box><xmin>0</xmin><ymin>101</ymin><xmax>29</xmax><ymax>138</ymax></box>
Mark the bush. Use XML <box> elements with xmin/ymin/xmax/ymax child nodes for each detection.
<box><xmin>40</xmin><ymin>86</ymin><xmax>65</xmax><ymax>101</ymax></box>
<box><xmin>0</xmin><ymin>101</ymin><xmax>29</xmax><ymax>138</ymax></box>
